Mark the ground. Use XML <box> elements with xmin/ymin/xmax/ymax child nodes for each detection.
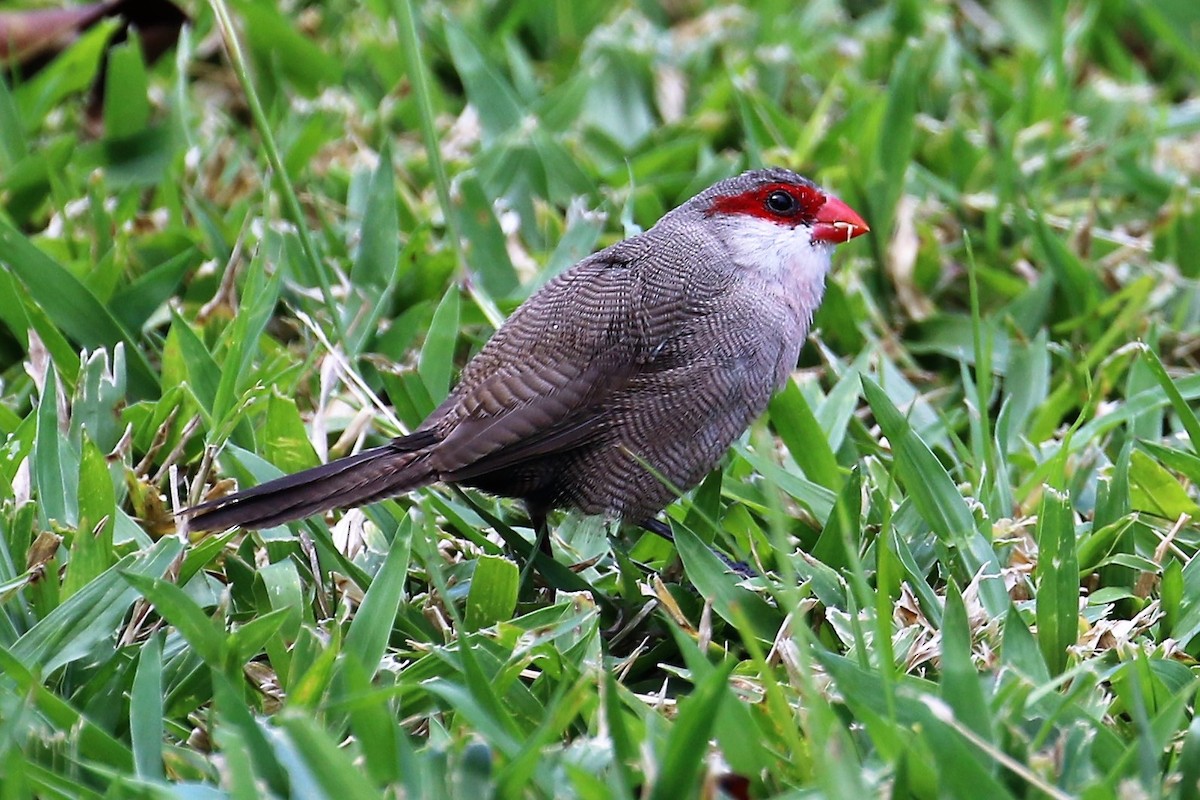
<box><xmin>0</xmin><ymin>0</ymin><xmax>1199</xmax><ymax>797</ymax></box>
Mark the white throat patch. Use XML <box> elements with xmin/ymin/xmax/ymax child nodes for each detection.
<box><xmin>719</xmin><ymin>215</ymin><xmax>833</xmax><ymax>306</ymax></box>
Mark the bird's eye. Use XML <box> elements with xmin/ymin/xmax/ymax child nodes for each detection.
<box><xmin>765</xmin><ymin>190</ymin><xmax>797</xmax><ymax>215</ymax></box>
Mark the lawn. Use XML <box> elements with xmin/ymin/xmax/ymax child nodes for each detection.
<box><xmin>1</xmin><ymin>0</ymin><xmax>1199</xmax><ymax>797</ymax></box>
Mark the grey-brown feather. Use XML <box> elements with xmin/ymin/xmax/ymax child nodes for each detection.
<box><xmin>183</xmin><ymin>168</ymin><xmax>827</xmax><ymax>531</ymax></box>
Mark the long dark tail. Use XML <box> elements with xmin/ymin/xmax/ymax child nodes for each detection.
<box><xmin>182</xmin><ymin>432</ymin><xmax>438</xmax><ymax>531</ymax></box>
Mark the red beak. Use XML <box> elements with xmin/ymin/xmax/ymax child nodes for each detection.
<box><xmin>812</xmin><ymin>196</ymin><xmax>869</xmax><ymax>244</ymax></box>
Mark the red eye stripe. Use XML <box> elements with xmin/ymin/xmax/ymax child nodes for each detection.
<box><xmin>705</xmin><ymin>181</ymin><xmax>826</xmax><ymax>222</ymax></box>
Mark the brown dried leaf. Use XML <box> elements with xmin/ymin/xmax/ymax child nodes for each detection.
<box><xmin>0</xmin><ymin>4</ymin><xmax>111</xmax><ymax>65</ymax></box>
<box><xmin>1</xmin><ymin>0</ymin><xmax>188</xmax><ymax>130</ymax></box>
<box><xmin>886</xmin><ymin>194</ymin><xmax>934</xmax><ymax>322</ymax></box>
<box><xmin>26</xmin><ymin>530</ymin><xmax>63</xmax><ymax>572</ymax></box>
<box><xmin>647</xmin><ymin>575</ymin><xmax>695</xmax><ymax>633</ymax></box>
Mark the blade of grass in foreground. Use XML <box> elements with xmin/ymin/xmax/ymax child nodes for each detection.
<box><xmin>861</xmin><ymin>377</ymin><xmax>1009</xmax><ymax>616</ymax></box>
<box><xmin>343</xmin><ymin>513</ymin><xmax>413</xmax><ymax>674</ymax></box>
<box><xmin>12</xmin><ymin>538</ymin><xmax>181</xmax><ymax>674</ymax></box>
<box><xmin>129</xmin><ymin>632</ymin><xmax>165</xmax><ymax>782</ymax></box>
<box><xmin>1034</xmin><ymin>487</ymin><xmax>1079</xmax><ymax>676</ymax></box>
<box><xmin>646</xmin><ymin>658</ymin><xmax>736</xmax><ymax>800</ymax></box>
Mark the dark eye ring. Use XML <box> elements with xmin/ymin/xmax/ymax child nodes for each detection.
<box><xmin>765</xmin><ymin>190</ymin><xmax>797</xmax><ymax>214</ymax></box>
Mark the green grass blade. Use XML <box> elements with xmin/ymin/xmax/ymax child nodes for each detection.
<box><xmin>344</xmin><ymin>513</ymin><xmax>413</xmax><ymax>674</ymax></box>
<box><xmin>646</xmin><ymin>659</ymin><xmax>735</xmax><ymax>800</ymax></box>
<box><xmin>769</xmin><ymin>378</ymin><xmax>842</xmax><ymax>490</ymax></box>
<box><xmin>941</xmin><ymin>582</ymin><xmax>993</xmax><ymax>742</ymax></box>
<box><xmin>464</xmin><ymin>555</ymin><xmax>518</xmax><ymax>632</ymax></box>
<box><xmin>675</xmin><ymin>524</ymin><xmax>782</xmax><ymax>642</ymax></box>
<box><xmin>861</xmin><ymin>377</ymin><xmax>1009</xmax><ymax>616</ymax></box>
<box><xmin>418</xmin><ymin>285</ymin><xmax>461</xmax><ymax>403</ymax></box>
<box><xmin>1136</xmin><ymin>344</ymin><xmax>1200</xmax><ymax>457</ymax></box>
<box><xmin>120</xmin><ymin>572</ymin><xmax>227</xmax><ymax>669</ymax></box>
<box><xmin>129</xmin><ymin>632</ymin><xmax>165</xmax><ymax>782</ymax></box>
<box><xmin>62</xmin><ymin>435</ymin><xmax>116</xmax><ymax>599</ymax></box>
<box><xmin>276</xmin><ymin>714</ymin><xmax>384</xmax><ymax>799</ymax></box>
<box><xmin>1034</xmin><ymin>488</ymin><xmax>1079</xmax><ymax>676</ymax></box>
<box><xmin>12</xmin><ymin>539</ymin><xmax>181</xmax><ymax>674</ymax></box>
<box><xmin>207</xmin><ymin>0</ymin><xmax>345</xmax><ymax>344</ymax></box>
<box><xmin>0</xmin><ymin>220</ymin><xmax>159</xmax><ymax>396</ymax></box>
<box><xmin>351</xmin><ymin>141</ymin><xmax>400</xmax><ymax>290</ymax></box>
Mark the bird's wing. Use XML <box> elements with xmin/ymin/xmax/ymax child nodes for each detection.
<box><xmin>426</xmin><ymin>252</ymin><xmax>661</xmax><ymax>478</ymax></box>
<box><xmin>435</xmin><ymin>360</ymin><xmax>632</xmax><ymax>481</ymax></box>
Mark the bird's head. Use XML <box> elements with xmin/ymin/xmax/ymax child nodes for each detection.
<box><xmin>685</xmin><ymin>168</ymin><xmax>869</xmax><ymax>285</ymax></box>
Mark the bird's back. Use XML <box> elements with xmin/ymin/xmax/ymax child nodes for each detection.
<box><xmin>424</xmin><ymin>217</ymin><xmax>808</xmax><ymax>521</ymax></box>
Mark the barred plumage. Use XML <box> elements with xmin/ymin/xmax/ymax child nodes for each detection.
<box><xmin>183</xmin><ymin>168</ymin><xmax>868</xmax><ymax>537</ymax></box>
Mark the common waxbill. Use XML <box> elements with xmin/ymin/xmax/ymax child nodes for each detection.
<box><xmin>183</xmin><ymin>168</ymin><xmax>869</xmax><ymax>544</ymax></box>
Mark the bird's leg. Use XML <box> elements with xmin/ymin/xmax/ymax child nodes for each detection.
<box><xmin>638</xmin><ymin>517</ymin><xmax>757</xmax><ymax>578</ymax></box>
<box><xmin>640</xmin><ymin>517</ymin><xmax>674</xmax><ymax>542</ymax></box>
<box><xmin>528</xmin><ymin>504</ymin><xmax>553</xmax><ymax>557</ymax></box>
<box><xmin>516</xmin><ymin>503</ymin><xmax>563</xmax><ymax>598</ymax></box>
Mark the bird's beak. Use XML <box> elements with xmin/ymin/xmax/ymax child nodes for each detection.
<box><xmin>812</xmin><ymin>196</ymin><xmax>870</xmax><ymax>244</ymax></box>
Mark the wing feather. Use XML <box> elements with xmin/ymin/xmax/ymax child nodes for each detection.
<box><xmin>427</xmin><ymin>254</ymin><xmax>645</xmax><ymax>476</ymax></box>
<box><xmin>422</xmin><ymin>226</ymin><xmax>721</xmax><ymax>485</ymax></box>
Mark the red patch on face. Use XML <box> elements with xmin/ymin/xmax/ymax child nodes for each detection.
<box><xmin>705</xmin><ymin>181</ymin><xmax>827</xmax><ymax>224</ymax></box>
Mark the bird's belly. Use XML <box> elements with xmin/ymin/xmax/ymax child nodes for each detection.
<box><xmin>463</xmin><ymin>309</ymin><xmax>805</xmax><ymax>521</ymax></box>
<box><xmin>556</xmin><ymin>354</ymin><xmax>778</xmax><ymax>520</ymax></box>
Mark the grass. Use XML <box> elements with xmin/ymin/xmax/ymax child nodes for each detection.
<box><xmin>1</xmin><ymin>0</ymin><xmax>1199</xmax><ymax>796</ymax></box>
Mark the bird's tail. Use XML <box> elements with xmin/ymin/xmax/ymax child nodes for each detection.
<box><xmin>182</xmin><ymin>434</ymin><xmax>437</xmax><ymax>531</ymax></box>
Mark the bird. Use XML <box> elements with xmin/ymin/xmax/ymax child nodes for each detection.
<box><xmin>183</xmin><ymin>167</ymin><xmax>869</xmax><ymax>555</ymax></box>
